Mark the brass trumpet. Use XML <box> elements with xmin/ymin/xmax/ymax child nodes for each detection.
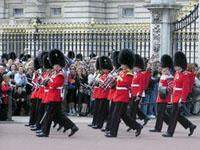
<box><xmin>102</xmin><ymin>67</ymin><xmax>121</xmax><ymax>93</ymax></box>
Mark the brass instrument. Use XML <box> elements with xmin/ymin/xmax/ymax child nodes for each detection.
<box><xmin>35</xmin><ymin>70</ymin><xmax>55</xmax><ymax>91</ymax></box>
<box><xmin>102</xmin><ymin>67</ymin><xmax>122</xmax><ymax>93</ymax></box>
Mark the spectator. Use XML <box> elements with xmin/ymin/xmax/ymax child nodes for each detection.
<box><xmin>0</xmin><ymin>74</ymin><xmax>11</xmax><ymax>120</ymax></box>
<box><xmin>67</xmin><ymin>64</ymin><xmax>77</xmax><ymax>115</ymax></box>
<box><xmin>13</xmin><ymin>86</ymin><xmax>28</xmax><ymax>116</ymax></box>
<box><xmin>14</xmin><ymin>66</ymin><xmax>28</xmax><ymax>92</ymax></box>
<box><xmin>76</xmin><ymin>68</ymin><xmax>89</xmax><ymax>116</ymax></box>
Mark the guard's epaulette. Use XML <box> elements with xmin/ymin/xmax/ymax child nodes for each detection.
<box><xmin>183</xmin><ymin>71</ymin><xmax>188</xmax><ymax>75</ymax></box>
<box><xmin>127</xmin><ymin>71</ymin><xmax>133</xmax><ymax>76</ymax></box>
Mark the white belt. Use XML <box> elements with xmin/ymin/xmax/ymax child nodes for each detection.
<box><xmin>44</xmin><ymin>90</ymin><xmax>49</xmax><ymax>92</ymax></box>
<box><xmin>131</xmin><ymin>84</ymin><xmax>140</xmax><ymax>87</ymax></box>
<box><xmin>174</xmin><ymin>87</ymin><xmax>182</xmax><ymax>91</ymax></box>
<box><xmin>49</xmin><ymin>86</ymin><xmax>63</xmax><ymax>90</ymax></box>
<box><xmin>116</xmin><ymin>87</ymin><xmax>128</xmax><ymax>90</ymax></box>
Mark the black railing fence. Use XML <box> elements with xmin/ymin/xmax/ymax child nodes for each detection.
<box><xmin>0</xmin><ymin>21</ymin><xmax>151</xmax><ymax>59</ymax></box>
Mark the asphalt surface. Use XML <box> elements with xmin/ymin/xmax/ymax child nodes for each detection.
<box><xmin>0</xmin><ymin>116</ymin><xmax>200</xmax><ymax>150</ymax></box>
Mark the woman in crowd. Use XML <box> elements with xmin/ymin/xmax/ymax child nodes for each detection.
<box><xmin>67</xmin><ymin>64</ymin><xmax>77</xmax><ymax>115</ymax></box>
<box><xmin>76</xmin><ymin>68</ymin><xmax>89</xmax><ymax>116</ymax></box>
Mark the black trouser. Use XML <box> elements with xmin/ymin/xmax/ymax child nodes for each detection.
<box><xmin>36</xmin><ymin>103</ymin><xmax>47</xmax><ymax>129</ymax></box>
<box><xmin>29</xmin><ymin>99</ymin><xmax>41</xmax><ymax>125</ymax></box>
<box><xmin>105</xmin><ymin>100</ymin><xmax>115</xmax><ymax>130</ymax></box>
<box><xmin>92</xmin><ymin>99</ymin><xmax>101</xmax><ymax>125</ymax></box>
<box><xmin>130</xmin><ymin>98</ymin><xmax>147</xmax><ymax>120</ymax></box>
<box><xmin>42</xmin><ymin>102</ymin><xmax>75</xmax><ymax>136</ymax></box>
<box><xmin>110</xmin><ymin>102</ymin><xmax>142</xmax><ymax>137</ymax></box>
<box><xmin>96</xmin><ymin>98</ymin><xmax>109</xmax><ymax>128</ymax></box>
<box><xmin>154</xmin><ymin>103</ymin><xmax>169</xmax><ymax>131</ymax></box>
<box><xmin>167</xmin><ymin>103</ymin><xmax>193</xmax><ymax>136</ymax></box>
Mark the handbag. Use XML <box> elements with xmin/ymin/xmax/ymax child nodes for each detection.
<box><xmin>159</xmin><ymin>86</ymin><xmax>168</xmax><ymax>99</ymax></box>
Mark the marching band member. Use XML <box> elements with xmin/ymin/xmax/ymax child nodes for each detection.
<box><xmin>25</xmin><ymin>57</ymin><xmax>42</xmax><ymax>127</ymax></box>
<box><xmin>36</xmin><ymin>49</ymin><xmax>78</xmax><ymax>137</ymax></box>
<box><xmin>162</xmin><ymin>52</ymin><xmax>197</xmax><ymax>137</ymax></box>
<box><xmin>105</xmin><ymin>49</ymin><xmax>143</xmax><ymax>138</ymax></box>
<box><xmin>31</xmin><ymin>53</ymin><xmax>53</xmax><ymax>131</ymax></box>
<box><xmin>101</xmin><ymin>51</ymin><xmax>120</xmax><ymax>132</ymax></box>
<box><xmin>88</xmin><ymin>57</ymin><xmax>102</xmax><ymax>128</ymax></box>
<box><xmin>130</xmin><ymin>54</ymin><xmax>149</xmax><ymax>126</ymax></box>
<box><xmin>149</xmin><ymin>54</ymin><xmax>174</xmax><ymax>132</ymax></box>
<box><xmin>92</xmin><ymin>56</ymin><xmax>113</xmax><ymax>129</ymax></box>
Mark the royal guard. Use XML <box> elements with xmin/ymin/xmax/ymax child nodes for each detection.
<box><xmin>101</xmin><ymin>51</ymin><xmax>120</xmax><ymax>132</ymax></box>
<box><xmin>105</xmin><ymin>49</ymin><xmax>143</xmax><ymax>138</ymax></box>
<box><xmin>92</xmin><ymin>56</ymin><xmax>113</xmax><ymax>129</ymax></box>
<box><xmin>25</xmin><ymin>57</ymin><xmax>42</xmax><ymax>127</ymax></box>
<box><xmin>36</xmin><ymin>49</ymin><xmax>78</xmax><ymax>137</ymax></box>
<box><xmin>162</xmin><ymin>52</ymin><xmax>197</xmax><ymax>137</ymax></box>
<box><xmin>30</xmin><ymin>52</ymin><xmax>48</xmax><ymax>131</ymax></box>
<box><xmin>149</xmin><ymin>54</ymin><xmax>174</xmax><ymax>132</ymax></box>
<box><xmin>31</xmin><ymin>52</ymin><xmax>53</xmax><ymax>131</ymax></box>
<box><xmin>130</xmin><ymin>54</ymin><xmax>149</xmax><ymax>126</ymax></box>
<box><xmin>88</xmin><ymin>57</ymin><xmax>102</xmax><ymax>128</ymax></box>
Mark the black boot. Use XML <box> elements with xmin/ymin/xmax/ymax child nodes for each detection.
<box><xmin>135</xmin><ymin>126</ymin><xmax>143</xmax><ymax>137</ymax></box>
<box><xmin>57</xmin><ymin>125</ymin><xmax>63</xmax><ymax>131</ymax></box>
<box><xmin>143</xmin><ymin>118</ymin><xmax>150</xmax><ymax>126</ymax></box>
<box><xmin>162</xmin><ymin>132</ymin><xmax>173</xmax><ymax>137</ymax></box>
<box><xmin>149</xmin><ymin>129</ymin><xmax>161</xmax><ymax>132</ymax></box>
<box><xmin>68</xmin><ymin>126</ymin><xmax>79</xmax><ymax>137</ymax></box>
<box><xmin>36</xmin><ymin>132</ymin><xmax>48</xmax><ymax>137</ymax></box>
<box><xmin>188</xmin><ymin>124</ymin><xmax>197</xmax><ymax>136</ymax></box>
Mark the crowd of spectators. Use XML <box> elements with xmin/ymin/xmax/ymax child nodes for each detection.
<box><xmin>0</xmin><ymin>50</ymin><xmax>200</xmax><ymax>121</ymax></box>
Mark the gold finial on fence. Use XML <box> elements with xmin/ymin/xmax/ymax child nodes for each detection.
<box><xmin>91</xmin><ymin>18</ymin><xmax>95</xmax><ymax>29</ymax></box>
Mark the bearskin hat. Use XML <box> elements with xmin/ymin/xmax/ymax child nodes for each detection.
<box><xmin>33</xmin><ymin>57</ymin><xmax>41</xmax><ymax>70</ymax></box>
<box><xmin>118</xmin><ymin>49</ymin><xmax>135</xmax><ymax>69</ymax></box>
<box><xmin>174</xmin><ymin>51</ymin><xmax>187</xmax><ymax>70</ymax></box>
<box><xmin>99</xmin><ymin>56</ymin><xmax>113</xmax><ymax>71</ymax></box>
<box><xmin>1</xmin><ymin>53</ymin><xmax>8</xmax><ymax>60</ymax></box>
<box><xmin>67</xmin><ymin>51</ymin><xmax>75</xmax><ymax>59</ymax></box>
<box><xmin>48</xmin><ymin>49</ymin><xmax>65</xmax><ymax>67</ymax></box>
<box><xmin>38</xmin><ymin>51</ymin><xmax>47</xmax><ymax>67</ymax></box>
<box><xmin>161</xmin><ymin>54</ymin><xmax>173</xmax><ymax>69</ymax></box>
<box><xmin>96</xmin><ymin>57</ymin><xmax>101</xmax><ymax>70</ymax></box>
<box><xmin>134</xmin><ymin>54</ymin><xmax>144</xmax><ymax>69</ymax></box>
<box><xmin>8</xmin><ymin>52</ymin><xmax>16</xmax><ymax>60</ymax></box>
<box><xmin>76</xmin><ymin>53</ymin><xmax>83</xmax><ymax>61</ymax></box>
<box><xmin>89</xmin><ymin>53</ymin><xmax>96</xmax><ymax>59</ymax></box>
<box><xmin>43</xmin><ymin>53</ymin><xmax>52</xmax><ymax>69</ymax></box>
<box><xmin>112</xmin><ymin>51</ymin><xmax>120</xmax><ymax>69</ymax></box>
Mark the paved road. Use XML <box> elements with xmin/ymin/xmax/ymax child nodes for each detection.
<box><xmin>0</xmin><ymin>116</ymin><xmax>200</xmax><ymax>150</ymax></box>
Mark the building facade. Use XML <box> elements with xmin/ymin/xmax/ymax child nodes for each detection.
<box><xmin>0</xmin><ymin>0</ymin><xmax>191</xmax><ymax>24</ymax></box>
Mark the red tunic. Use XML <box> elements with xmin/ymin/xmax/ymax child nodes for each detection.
<box><xmin>1</xmin><ymin>82</ymin><xmax>11</xmax><ymax>104</ymax></box>
<box><xmin>92</xmin><ymin>73</ymin><xmax>102</xmax><ymax>99</ymax></box>
<box><xmin>97</xmin><ymin>73</ymin><xmax>110</xmax><ymax>99</ymax></box>
<box><xmin>107</xmin><ymin>89</ymin><xmax>116</xmax><ymax>101</ymax></box>
<box><xmin>31</xmin><ymin>75</ymin><xmax>41</xmax><ymax>99</ymax></box>
<box><xmin>45</xmin><ymin>70</ymin><xmax>65</xmax><ymax>102</ymax></box>
<box><xmin>172</xmin><ymin>71</ymin><xmax>190</xmax><ymax>103</ymax></box>
<box><xmin>185</xmin><ymin>71</ymin><xmax>195</xmax><ymax>93</ymax></box>
<box><xmin>42</xmin><ymin>73</ymin><xmax>53</xmax><ymax>104</ymax></box>
<box><xmin>143</xmin><ymin>71</ymin><xmax>151</xmax><ymax>89</ymax></box>
<box><xmin>157</xmin><ymin>72</ymin><xmax>174</xmax><ymax>103</ymax></box>
<box><xmin>113</xmin><ymin>70</ymin><xmax>133</xmax><ymax>103</ymax></box>
<box><xmin>131</xmin><ymin>71</ymin><xmax>146</xmax><ymax>97</ymax></box>
<box><xmin>37</xmin><ymin>72</ymin><xmax>48</xmax><ymax>99</ymax></box>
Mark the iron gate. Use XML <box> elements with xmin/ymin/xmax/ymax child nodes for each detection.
<box><xmin>172</xmin><ymin>2</ymin><xmax>199</xmax><ymax>63</ymax></box>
